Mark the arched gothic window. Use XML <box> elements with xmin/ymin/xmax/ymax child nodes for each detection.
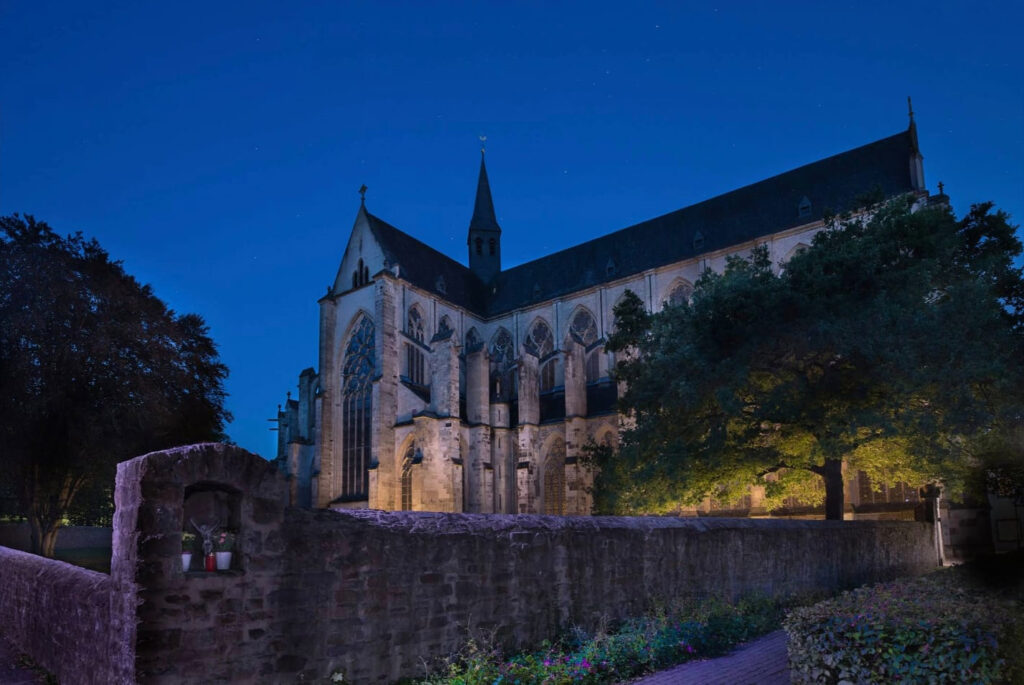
<box><xmin>475</xmin><ymin>237</ymin><xmax>483</xmax><ymax>255</ymax></box>
<box><xmin>490</xmin><ymin>327</ymin><xmax>516</xmax><ymax>402</ymax></box>
<box><xmin>438</xmin><ymin>315</ymin><xmax>454</xmax><ymax>338</ymax></box>
<box><xmin>666</xmin><ymin>280</ymin><xmax>694</xmax><ymax>307</ymax></box>
<box><xmin>488</xmin><ymin>237</ymin><xmax>496</xmax><ymax>256</ymax></box>
<box><xmin>465</xmin><ymin>327</ymin><xmax>483</xmax><ymax>352</ymax></box>
<box><xmin>569</xmin><ymin>308</ymin><xmax>598</xmax><ymax>347</ymax></box>
<box><xmin>780</xmin><ymin>243</ymin><xmax>811</xmax><ymax>275</ymax></box>
<box><xmin>569</xmin><ymin>309</ymin><xmax>601</xmax><ymax>383</ymax></box>
<box><xmin>401</xmin><ymin>442</ymin><xmax>416</xmax><ymax>511</ymax></box>
<box><xmin>524</xmin><ymin>320</ymin><xmax>557</xmax><ymax>392</ymax></box>
<box><xmin>543</xmin><ymin>438</ymin><xmax>566</xmax><ymax>515</ymax></box>
<box><xmin>406</xmin><ymin>306</ymin><xmax>426</xmax><ymax>386</ymax></box>
<box><xmin>341</xmin><ymin>316</ymin><xmax>375</xmax><ymax>500</ymax></box>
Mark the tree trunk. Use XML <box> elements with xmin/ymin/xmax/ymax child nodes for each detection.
<box><xmin>28</xmin><ymin>513</ymin><xmax>61</xmax><ymax>557</ymax></box>
<box><xmin>822</xmin><ymin>458</ymin><xmax>845</xmax><ymax>521</ymax></box>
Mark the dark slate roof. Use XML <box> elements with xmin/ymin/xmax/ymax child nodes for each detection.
<box><xmin>365</xmin><ymin>128</ymin><xmax>918</xmax><ymax>319</ymax></box>
<box><xmin>365</xmin><ymin>212</ymin><xmax>488</xmax><ymax>312</ymax></box>
<box><xmin>469</xmin><ymin>153</ymin><xmax>501</xmax><ymax>234</ymax></box>
<box><xmin>488</xmin><ymin>129</ymin><xmax>918</xmax><ymax>315</ymax></box>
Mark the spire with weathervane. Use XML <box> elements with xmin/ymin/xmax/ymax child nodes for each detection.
<box><xmin>467</xmin><ymin>136</ymin><xmax>502</xmax><ymax>283</ymax></box>
<box><xmin>907</xmin><ymin>96</ymin><xmax>925</xmax><ymax>191</ymax></box>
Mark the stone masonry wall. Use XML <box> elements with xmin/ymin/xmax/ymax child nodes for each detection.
<box><xmin>0</xmin><ymin>547</ymin><xmax>129</xmax><ymax>683</ymax></box>
<box><xmin>123</xmin><ymin>444</ymin><xmax>937</xmax><ymax>683</ymax></box>
<box><xmin>0</xmin><ymin>443</ymin><xmax>940</xmax><ymax>683</ymax></box>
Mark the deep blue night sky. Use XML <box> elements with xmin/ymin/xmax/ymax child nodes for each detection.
<box><xmin>2</xmin><ymin>1</ymin><xmax>1021</xmax><ymax>458</ymax></box>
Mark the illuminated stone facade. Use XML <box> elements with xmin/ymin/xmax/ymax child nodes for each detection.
<box><xmin>276</xmin><ymin>118</ymin><xmax>935</xmax><ymax>514</ymax></box>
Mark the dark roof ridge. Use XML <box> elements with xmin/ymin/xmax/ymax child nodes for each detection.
<box><xmin>499</xmin><ymin>129</ymin><xmax>911</xmax><ymax>280</ymax></box>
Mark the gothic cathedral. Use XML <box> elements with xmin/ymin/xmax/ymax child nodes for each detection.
<box><xmin>275</xmin><ymin>115</ymin><xmax>936</xmax><ymax>514</ymax></box>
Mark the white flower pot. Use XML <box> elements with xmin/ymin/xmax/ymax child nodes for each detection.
<box><xmin>215</xmin><ymin>551</ymin><xmax>232</xmax><ymax>570</ymax></box>
<box><xmin>181</xmin><ymin>552</ymin><xmax>193</xmax><ymax>572</ymax></box>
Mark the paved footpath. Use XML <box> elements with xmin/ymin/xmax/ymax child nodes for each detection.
<box><xmin>0</xmin><ymin>635</ymin><xmax>47</xmax><ymax>685</ymax></box>
<box><xmin>0</xmin><ymin>630</ymin><xmax>790</xmax><ymax>685</ymax></box>
<box><xmin>632</xmin><ymin>629</ymin><xmax>790</xmax><ymax>685</ymax></box>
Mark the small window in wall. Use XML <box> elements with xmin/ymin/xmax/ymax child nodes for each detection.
<box><xmin>401</xmin><ymin>443</ymin><xmax>416</xmax><ymax>511</ymax></box>
<box><xmin>475</xmin><ymin>237</ymin><xmax>483</xmax><ymax>255</ymax></box>
<box><xmin>183</xmin><ymin>482</ymin><xmax>243</xmax><ymax>573</ymax></box>
<box><xmin>488</xmin><ymin>237</ymin><xmax>496</xmax><ymax>256</ymax></box>
<box><xmin>692</xmin><ymin>230</ymin><xmax>705</xmax><ymax>251</ymax></box>
<box><xmin>798</xmin><ymin>196</ymin><xmax>812</xmax><ymax>218</ymax></box>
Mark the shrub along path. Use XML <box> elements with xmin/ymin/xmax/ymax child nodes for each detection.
<box><xmin>632</xmin><ymin>630</ymin><xmax>789</xmax><ymax>685</ymax></box>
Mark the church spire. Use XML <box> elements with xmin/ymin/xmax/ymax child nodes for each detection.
<box><xmin>907</xmin><ymin>96</ymin><xmax>920</xmax><ymax>154</ymax></box>
<box><xmin>467</xmin><ymin>143</ymin><xmax>502</xmax><ymax>282</ymax></box>
<box><xmin>906</xmin><ymin>96</ymin><xmax>925</xmax><ymax>191</ymax></box>
<box><xmin>469</xmin><ymin>149</ymin><xmax>501</xmax><ymax>234</ymax></box>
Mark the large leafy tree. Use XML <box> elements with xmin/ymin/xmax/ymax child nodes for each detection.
<box><xmin>597</xmin><ymin>197</ymin><xmax>1024</xmax><ymax>519</ymax></box>
<box><xmin>0</xmin><ymin>215</ymin><xmax>231</xmax><ymax>555</ymax></box>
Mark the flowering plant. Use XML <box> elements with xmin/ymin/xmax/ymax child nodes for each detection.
<box><xmin>181</xmin><ymin>532</ymin><xmax>196</xmax><ymax>551</ymax></box>
<box><xmin>213</xmin><ymin>530</ymin><xmax>236</xmax><ymax>552</ymax></box>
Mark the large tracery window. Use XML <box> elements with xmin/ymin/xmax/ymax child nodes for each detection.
<box><xmin>406</xmin><ymin>306</ymin><xmax>426</xmax><ymax>386</ymax></box>
<box><xmin>543</xmin><ymin>438</ymin><xmax>566</xmax><ymax>515</ymax></box>
<box><xmin>490</xmin><ymin>327</ymin><xmax>516</xmax><ymax>402</ymax></box>
<box><xmin>341</xmin><ymin>316</ymin><xmax>375</xmax><ymax>500</ymax></box>
<box><xmin>569</xmin><ymin>308</ymin><xmax>602</xmax><ymax>383</ymax></box>
<box><xmin>524</xmin><ymin>320</ymin><xmax>557</xmax><ymax>392</ymax></box>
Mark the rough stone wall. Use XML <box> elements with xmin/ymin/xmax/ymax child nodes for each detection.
<box><xmin>285</xmin><ymin>510</ymin><xmax>937</xmax><ymax>683</ymax></box>
<box><xmin>2</xmin><ymin>443</ymin><xmax>940</xmax><ymax>684</ymax></box>
<box><xmin>315</xmin><ymin>294</ymin><xmax>338</xmax><ymax>508</ymax></box>
<box><xmin>119</xmin><ymin>443</ymin><xmax>292</xmax><ymax>683</ymax></box>
<box><xmin>0</xmin><ymin>547</ymin><xmax>125</xmax><ymax>684</ymax></box>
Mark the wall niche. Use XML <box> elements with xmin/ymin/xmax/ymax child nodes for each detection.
<box><xmin>183</xmin><ymin>481</ymin><xmax>243</xmax><ymax>573</ymax></box>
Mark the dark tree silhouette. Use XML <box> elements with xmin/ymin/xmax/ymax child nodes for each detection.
<box><xmin>0</xmin><ymin>215</ymin><xmax>231</xmax><ymax>556</ymax></box>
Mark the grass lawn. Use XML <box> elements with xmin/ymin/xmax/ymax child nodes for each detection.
<box><xmin>52</xmin><ymin>546</ymin><xmax>111</xmax><ymax>574</ymax></box>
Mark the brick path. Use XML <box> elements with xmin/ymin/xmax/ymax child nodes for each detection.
<box><xmin>0</xmin><ymin>635</ymin><xmax>47</xmax><ymax>685</ymax></box>
<box><xmin>632</xmin><ymin>629</ymin><xmax>790</xmax><ymax>685</ymax></box>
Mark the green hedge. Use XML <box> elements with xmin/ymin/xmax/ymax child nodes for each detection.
<box><xmin>784</xmin><ymin>562</ymin><xmax>1023</xmax><ymax>684</ymax></box>
<box><xmin>405</xmin><ymin>594</ymin><xmax>789</xmax><ymax>685</ymax></box>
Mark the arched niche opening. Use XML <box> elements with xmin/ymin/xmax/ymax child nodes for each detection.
<box><xmin>183</xmin><ymin>481</ymin><xmax>243</xmax><ymax>572</ymax></box>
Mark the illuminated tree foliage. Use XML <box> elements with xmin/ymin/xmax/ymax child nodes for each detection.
<box><xmin>596</xmin><ymin>198</ymin><xmax>1024</xmax><ymax>519</ymax></box>
<box><xmin>0</xmin><ymin>215</ymin><xmax>231</xmax><ymax>556</ymax></box>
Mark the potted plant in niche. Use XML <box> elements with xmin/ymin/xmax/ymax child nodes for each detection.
<box><xmin>181</xmin><ymin>532</ymin><xmax>196</xmax><ymax>572</ymax></box>
<box><xmin>214</xmin><ymin>530</ymin><xmax>236</xmax><ymax>570</ymax></box>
